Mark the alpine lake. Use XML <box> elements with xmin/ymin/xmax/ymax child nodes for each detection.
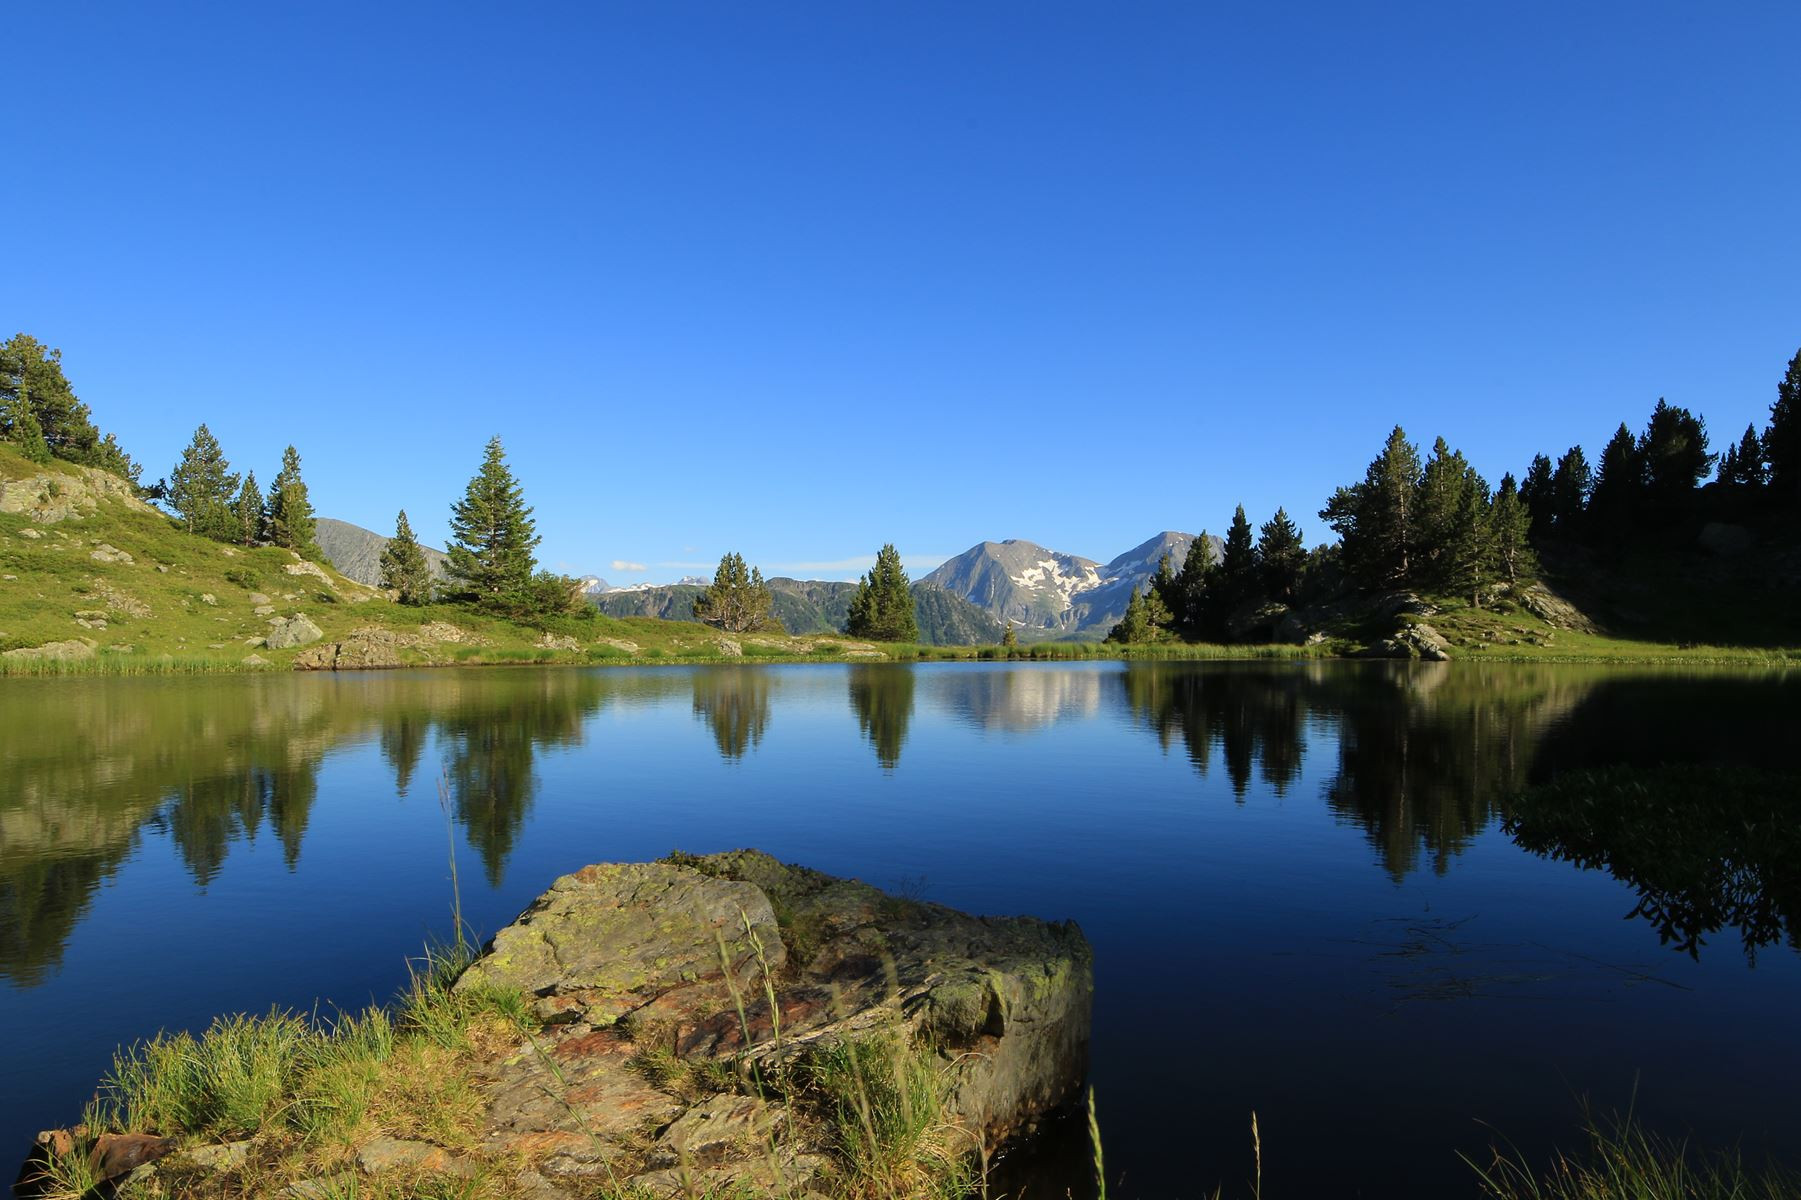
<box><xmin>2</xmin><ymin>661</ymin><xmax>1796</xmax><ymax>1197</ymax></box>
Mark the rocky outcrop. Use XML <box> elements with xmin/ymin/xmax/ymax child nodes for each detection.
<box><xmin>264</xmin><ymin>614</ymin><xmax>325</xmax><ymax>650</ymax></box>
<box><xmin>1</xmin><ymin>637</ymin><xmax>97</xmax><ymax>663</ymax></box>
<box><xmin>453</xmin><ymin>850</ymin><xmax>1091</xmax><ymax>1195</ymax></box>
<box><xmin>0</xmin><ymin>464</ymin><xmax>157</xmax><ymax>524</ymax></box>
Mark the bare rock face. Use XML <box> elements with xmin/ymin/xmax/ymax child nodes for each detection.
<box><xmin>0</xmin><ymin>464</ymin><xmax>157</xmax><ymax>524</ymax></box>
<box><xmin>453</xmin><ymin>851</ymin><xmax>1093</xmax><ymax>1195</ymax></box>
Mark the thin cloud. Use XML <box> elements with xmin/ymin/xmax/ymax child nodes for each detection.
<box><xmin>611</xmin><ymin>559</ymin><xmax>647</xmax><ymax>572</ymax></box>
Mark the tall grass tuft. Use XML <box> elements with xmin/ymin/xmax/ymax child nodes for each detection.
<box><xmin>94</xmin><ymin>1008</ymin><xmax>314</xmax><ymax>1139</ymax></box>
<box><xmin>806</xmin><ymin>1029</ymin><xmax>972</xmax><ymax>1200</ymax></box>
<box><xmin>1467</xmin><ymin>1111</ymin><xmax>1801</xmax><ymax>1200</ymax></box>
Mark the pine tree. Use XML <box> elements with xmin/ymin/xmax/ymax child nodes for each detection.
<box><xmin>1548</xmin><ymin>446</ymin><xmax>1592</xmax><ymax>533</ymax></box>
<box><xmin>1255</xmin><ymin>507</ymin><xmax>1307</xmax><ymax>602</ymax></box>
<box><xmin>446</xmin><ymin>437</ymin><xmax>541</xmax><ymax>607</ymax></box>
<box><xmin>1519</xmin><ymin>454</ymin><xmax>1554</xmax><ymax>538</ymax></box>
<box><xmin>1001</xmin><ymin>620</ymin><xmax>1018</xmax><ymax>649</ymax></box>
<box><xmin>265</xmin><ymin>445</ymin><xmax>320</xmax><ymax>556</ymax></box>
<box><xmin>5</xmin><ymin>385</ymin><xmax>51</xmax><ymax>463</ymax></box>
<box><xmin>1766</xmin><ymin>347</ymin><xmax>1801</xmax><ymax>503</ymax></box>
<box><xmin>1445</xmin><ymin>468</ymin><xmax>1494</xmax><ymax>606</ymax></box>
<box><xmin>845</xmin><ymin>544</ymin><xmax>919</xmax><ymax>642</ymax></box>
<box><xmin>1717</xmin><ymin>423</ymin><xmax>1767</xmax><ymax>488</ymax></box>
<box><xmin>1321</xmin><ymin>426</ymin><xmax>1421</xmax><ymax>588</ymax></box>
<box><xmin>1106</xmin><ymin>588</ymin><xmax>1151</xmax><ymax>644</ymax></box>
<box><xmin>693</xmin><ymin>552</ymin><xmax>774</xmax><ymax>633</ymax></box>
<box><xmin>1172</xmin><ymin>534</ymin><xmax>1217</xmax><ymax>638</ymax></box>
<box><xmin>1639</xmin><ymin>398</ymin><xmax>1714</xmax><ymax>509</ymax></box>
<box><xmin>233</xmin><ymin>471</ymin><xmax>264</xmax><ymax>546</ymax></box>
<box><xmin>1415</xmin><ymin>437</ymin><xmax>1474</xmax><ymax>590</ymax></box>
<box><xmin>1588</xmin><ymin>422</ymin><xmax>1644</xmax><ymax>537</ymax></box>
<box><xmin>168</xmin><ymin>424</ymin><xmax>240</xmax><ymax>541</ymax></box>
<box><xmin>380</xmin><ymin>509</ymin><xmax>434</xmax><ymax>605</ymax></box>
<box><xmin>1220</xmin><ymin>506</ymin><xmax>1258</xmax><ymax>610</ymax></box>
<box><xmin>1489</xmin><ymin>474</ymin><xmax>1536</xmax><ymax>585</ymax></box>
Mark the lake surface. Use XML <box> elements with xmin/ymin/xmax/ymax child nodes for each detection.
<box><xmin>2</xmin><ymin>661</ymin><xmax>1797</xmax><ymax>1196</ymax></box>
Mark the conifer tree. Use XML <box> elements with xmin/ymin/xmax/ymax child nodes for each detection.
<box><xmin>1172</xmin><ymin>534</ymin><xmax>1217</xmax><ymax>638</ymax></box>
<box><xmin>1765</xmin><ymin>347</ymin><xmax>1800</xmax><ymax>503</ymax></box>
<box><xmin>446</xmin><ymin>437</ymin><xmax>541</xmax><ymax>608</ymax></box>
<box><xmin>693</xmin><ymin>551</ymin><xmax>774</xmax><ymax>633</ymax></box>
<box><xmin>380</xmin><ymin>509</ymin><xmax>434</xmax><ymax>605</ymax></box>
<box><xmin>1219</xmin><ymin>506</ymin><xmax>1258</xmax><ymax>609</ymax></box>
<box><xmin>265</xmin><ymin>445</ymin><xmax>320</xmax><ymax>556</ymax></box>
<box><xmin>1639</xmin><ymin>399</ymin><xmax>1714</xmax><ymax>509</ymax></box>
<box><xmin>1321</xmin><ymin>426</ymin><xmax>1421</xmax><ymax>588</ymax></box>
<box><xmin>1489</xmin><ymin>474</ymin><xmax>1536</xmax><ymax>584</ymax></box>
<box><xmin>1255</xmin><ymin>507</ymin><xmax>1307</xmax><ymax>602</ymax></box>
<box><xmin>1445</xmin><ymin>468</ymin><xmax>1494</xmax><ymax>606</ymax></box>
<box><xmin>168</xmin><ymin>424</ymin><xmax>239</xmax><ymax>541</ymax></box>
<box><xmin>1548</xmin><ymin>446</ymin><xmax>1592</xmax><ymax>534</ymax></box>
<box><xmin>1001</xmin><ymin>620</ymin><xmax>1018</xmax><ymax>649</ymax></box>
<box><xmin>1106</xmin><ymin>588</ymin><xmax>1151</xmax><ymax>644</ymax></box>
<box><xmin>1415</xmin><ymin>437</ymin><xmax>1475</xmax><ymax>589</ymax></box>
<box><xmin>1519</xmin><ymin>454</ymin><xmax>1554</xmax><ymax>537</ymax></box>
<box><xmin>5</xmin><ymin>385</ymin><xmax>51</xmax><ymax>463</ymax></box>
<box><xmin>1717</xmin><ymin>423</ymin><xmax>1767</xmax><ymax>488</ymax></box>
<box><xmin>845</xmin><ymin>544</ymin><xmax>919</xmax><ymax>641</ymax></box>
<box><xmin>233</xmin><ymin>471</ymin><xmax>264</xmax><ymax>546</ymax></box>
<box><xmin>1588</xmin><ymin>422</ymin><xmax>1645</xmax><ymax>536</ymax></box>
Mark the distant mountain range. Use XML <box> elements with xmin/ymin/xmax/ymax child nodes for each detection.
<box><xmin>315</xmin><ymin>518</ymin><xmax>451</xmax><ymax>588</ymax></box>
<box><xmin>921</xmin><ymin>532</ymin><xmax>1219</xmax><ymax>637</ymax></box>
<box><xmin>319</xmin><ymin>518</ymin><xmax>1214</xmax><ymax>641</ymax></box>
<box><xmin>594</xmin><ymin>578</ymin><xmax>1005</xmax><ymax>645</ymax></box>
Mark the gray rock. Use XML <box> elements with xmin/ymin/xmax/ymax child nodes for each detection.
<box><xmin>265</xmin><ymin>614</ymin><xmax>325</xmax><ymax>649</ymax></box>
<box><xmin>2</xmin><ymin>638</ymin><xmax>97</xmax><ymax>663</ymax></box>
<box><xmin>89</xmin><ymin>543</ymin><xmax>134</xmax><ymax>564</ymax></box>
<box><xmin>717</xmin><ymin>637</ymin><xmax>743</xmax><ymax>657</ymax></box>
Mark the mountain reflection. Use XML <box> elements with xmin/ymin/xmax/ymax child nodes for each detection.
<box><xmin>848</xmin><ymin>665</ymin><xmax>914</xmax><ymax>769</ymax></box>
<box><xmin>926</xmin><ymin>666</ymin><xmax>1104</xmax><ymax>733</ymax></box>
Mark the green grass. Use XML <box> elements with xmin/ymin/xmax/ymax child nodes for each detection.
<box><xmin>804</xmin><ymin>1028</ymin><xmax>974</xmax><ymax>1200</ymax></box>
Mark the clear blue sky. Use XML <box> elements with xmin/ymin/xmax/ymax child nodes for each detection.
<box><xmin>9</xmin><ymin>3</ymin><xmax>1798</xmax><ymax>583</ymax></box>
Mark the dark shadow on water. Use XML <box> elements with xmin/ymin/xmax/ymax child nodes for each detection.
<box><xmin>848</xmin><ymin>663</ymin><xmax>914</xmax><ymax>770</ymax></box>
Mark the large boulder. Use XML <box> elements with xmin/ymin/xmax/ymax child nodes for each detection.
<box><xmin>454</xmin><ymin>851</ymin><xmax>1093</xmax><ymax>1194</ymax></box>
<box><xmin>264</xmin><ymin>614</ymin><xmax>325</xmax><ymax>650</ymax></box>
<box><xmin>2</xmin><ymin>637</ymin><xmax>97</xmax><ymax>663</ymax></box>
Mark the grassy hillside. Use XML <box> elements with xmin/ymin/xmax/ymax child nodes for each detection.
<box><xmin>0</xmin><ymin>445</ymin><xmax>893</xmax><ymax>673</ymax></box>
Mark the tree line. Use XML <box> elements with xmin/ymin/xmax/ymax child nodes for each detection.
<box><xmin>686</xmin><ymin>542</ymin><xmax>921</xmax><ymax>641</ymax></box>
<box><xmin>1111</xmin><ymin>342</ymin><xmax>1801</xmax><ymax>644</ymax></box>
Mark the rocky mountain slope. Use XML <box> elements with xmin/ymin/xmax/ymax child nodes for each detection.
<box><xmin>594</xmin><ymin>577</ymin><xmax>1004</xmax><ymax>645</ymax></box>
<box><xmin>315</xmin><ymin>517</ymin><xmax>451</xmax><ymax>589</ymax></box>
<box><xmin>922</xmin><ymin>531</ymin><xmax>1220</xmax><ymax>637</ymax></box>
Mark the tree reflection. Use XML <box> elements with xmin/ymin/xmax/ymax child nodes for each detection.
<box><xmin>1506</xmin><ymin>765</ymin><xmax>1801</xmax><ymax>963</ymax></box>
<box><xmin>848</xmin><ymin>665</ymin><xmax>915</xmax><ymax>770</ymax></box>
<box><xmin>691</xmin><ymin>668</ymin><xmax>771</xmax><ymax>761</ymax></box>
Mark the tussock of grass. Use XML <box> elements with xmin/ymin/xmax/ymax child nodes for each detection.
<box><xmin>805</xmin><ymin>1029</ymin><xmax>973</xmax><ymax>1200</ymax></box>
<box><xmin>1468</xmin><ymin>1113</ymin><xmax>1801</xmax><ymax>1199</ymax></box>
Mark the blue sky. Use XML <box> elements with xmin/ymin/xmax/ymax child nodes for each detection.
<box><xmin>8</xmin><ymin>3</ymin><xmax>1798</xmax><ymax>584</ymax></box>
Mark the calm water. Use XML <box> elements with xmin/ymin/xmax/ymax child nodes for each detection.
<box><xmin>2</xmin><ymin>662</ymin><xmax>1797</xmax><ymax>1196</ymax></box>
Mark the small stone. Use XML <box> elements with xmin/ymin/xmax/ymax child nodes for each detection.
<box><xmin>201</xmin><ymin>593</ymin><xmax>218</xmax><ymax>606</ymax></box>
<box><xmin>89</xmin><ymin>543</ymin><xmax>134</xmax><ymax>564</ymax></box>
<box><xmin>248</xmin><ymin>592</ymin><xmax>272</xmax><ymax>605</ymax></box>
<box><xmin>254</xmin><ymin>605</ymin><xmax>275</xmax><ymax>616</ymax></box>
<box><xmin>354</xmin><ymin>1137</ymin><xmax>471</xmax><ymax>1176</ymax></box>
<box><xmin>241</xmin><ymin>654</ymin><xmax>269</xmax><ymax>667</ymax></box>
<box><xmin>2</xmin><ymin>574</ymin><xmax>15</xmax><ymax>581</ymax></box>
<box><xmin>18</xmin><ymin>528</ymin><xmax>41</xmax><ymax>540</ymax></box>
<box><xmin>156</xmin><ymin>564</ymin><xmax>169</xmax><ymax>573</ymax></box>
<box><xmin>178</xmin><ymin>1140</ymin><xmax>251</xmax><ymax>1171</ymax></box>
<box><xmin>220</xmin><ymin>546</ymin><xmax>236</xmax><ymax>557</ymax></box>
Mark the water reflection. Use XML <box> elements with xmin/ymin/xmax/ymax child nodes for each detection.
<box><xmin>1</xmin><ymin>663</ymin><xmax>1795</xmax><ymax>987</ymax></box>
<box><xmin>691</xmin><ymin>668</ymin><xmax>771</xmax><ymax>760</ymax></box>
<box><xmin>1507</xmin><ymin>765</ymin><xmax>1801</xmax><ymax>962</ymax></box>
<box><xmin>848</xmin><ymin>665</ymin><xmax>914</xmax><ymax>770</ymax></box>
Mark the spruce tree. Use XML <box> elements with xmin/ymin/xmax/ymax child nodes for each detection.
<box><xmin>1444</xmin><ymin>468</ymin><xmax>1493</xmax><ymax>606</ymax></box>
<box><xmin>1220</xmin><ymin>506</ymin><xmax>1258</xmax><ymax>610</ymax></box>
<box><xmin>380</xmin><ymin>509</ymin><xmax>434</xmax><ymax>605</ymax></box>
<box><xmin>1415</xmin><ymin>437</ymin><xmax>1475</xmax><ymax>590</ymax></box>
<box><xmin>1255</xmin><ymin>507</ymin><xmax>1306</xmax><ymax>602</ymax></box>
<box><xmin>446</xmin><ymin>437</ymin><xmax>541</xmax><ymax>608</ymax></box>
<box><xmin>693</xmin><ymin>551</ymin><xmax>774</xmax><ymax>633</ymax></box>
<box><xmin>845</xmin><ymin>544</ymin><xmax>919</xmax><ymax>642</ymax></box>
<box><xmin>1106</xmin><ymin>588</ymin><xmax>1151</xmax><ymax>644</ymax></box>
<box><xmin>234</xmin><ymin>472</ymin><xmax>264</xmax><ymax>546</ymax></box>
<box><xmin>168</xmin><ymin>424</ymin><xmax>239</xmax><ymax>540</ymax></box>
<box><xmin>1717</xmin><ymin>423</ymin><xmax>1767</xmax><ymax>488</ymax></box>
<box><xmin>1172</xmin><ymin>533</ymin><xmax>1216</xmax><ymax>638</ymax></box>
<box><xmin>1766</xmin><ymin>347</ymin><xmax>1801</xmax><ymax>503</ymax></box>
<box><xmin>266</xmin><ymin>445</ymin><xmax>320</xmax><ymax>556</ymax></box>
<box><xmin>1001</xmin><ymin>620</ymin><xmax>1018</xmax><ymax>649</ymax></box>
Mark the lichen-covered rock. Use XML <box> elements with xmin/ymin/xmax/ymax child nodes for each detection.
<box><xmin>452</xmin><ymin>851</ymin><xmax>1092</xmax><ymax>1194</ymax></box>
<box><xmin>2</xmin><ymin>637</ymin><xmax>97</xmax><ymax>663</ymax></box>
